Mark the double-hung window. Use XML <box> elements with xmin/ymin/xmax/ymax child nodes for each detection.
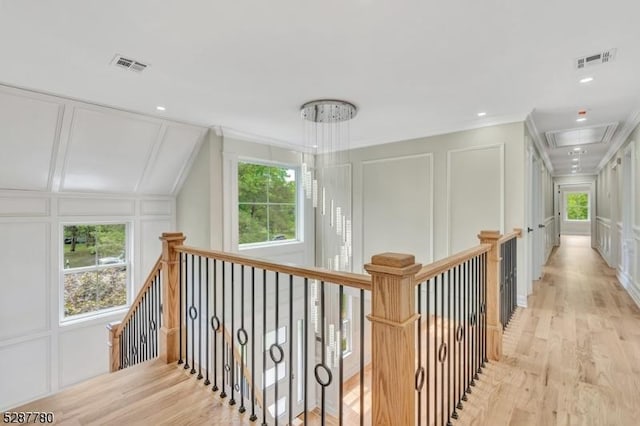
<box><xmin>565</xmin><ymin>192</ymin><xmax>589</xmax><ymax>221</ymax></box>
<box><xmin>62</xmin><ymin>224</ymin><xmax>129</xmax><ymax>319</ymax></box>
<box><xmin>238</xmin><ymin>162</ymin><xmax>298</xmax><ymax>245</ymax></box>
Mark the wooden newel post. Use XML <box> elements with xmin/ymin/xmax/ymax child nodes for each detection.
<box><xmin>159</xmin><ymin>232</ymin><xmax>186</xmax><ymax>364</ymax></box>
<box><xmin>478</xmin><ymin>230</ymin><xmax>502</xmax><ymax>361</ymax></box>
<box><xmin>365</xmin><ymin>253</ymin><xmax>421</xmax><ymax>426</ymax></box>
<box><xmin>107</xmin><ymin>321</ymin><xmax>121</xmax><ymax>372</ymax></box>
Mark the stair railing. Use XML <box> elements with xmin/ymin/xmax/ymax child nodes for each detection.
<box><xmin>108</xmin><ymin>229</ymin><xmax>522</xmax><ymax>426</ymax></box>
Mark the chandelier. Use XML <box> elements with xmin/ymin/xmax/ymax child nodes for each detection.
<box><xmin>300</xmin><ymin>99</ymin><xmax>357</xmax><ymax>272</ymax></box>
<box><xmin>302</xmin><ymin>100</ymin><xmax>357</xmax><ymax>368</ymax></box>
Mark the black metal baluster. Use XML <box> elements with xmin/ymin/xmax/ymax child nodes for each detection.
<box><xmin>204</xmin><ymin>259</ymin><xmax>211</xmax><ymax>385</ymax></box>
<box><xmin>177</xmin><ymin>253</ymin><xmax>183</xmax><ymax>365</ymax></box>
<box><xmin>159</xmin><ymin>270</ymin><xmax>163</xmax><ymax>329</ymax></box>
<box><xmin>133</xmin><ymin>311</ymin><xmax>137</xmax><ymax>366</ymax></box>
<box><xmin>142</xmin><ymin>292</ymin><xmax>147</xmax><ymax>362</ymax></box>
<box><xmin>453</xmin><ymin>265</ymin><xmax>461</xmax><ymax>418</ymax></box>
<box><xmin>483</xmin><ymin>252</ymin><xmax>488</xmax><ymax>365</ymax></box>
<box><xmin>426</xmin><ymin>278</ymin><xmax>431</xmax><ymax>425</ymax></box>
<box><xmin>150</xmin><ymin>280</ymin><xmax>155</xmax><ymax>359</ymax></box>
<box><xmin>417</xmin><ymin>283</ymin><xmax>423</xmax><ymax>426</ymax></box>
<box><xmin>221</xmin><ymin>261</ymin><xmax>227</xmax><ymax>398</ymax></box>
<box><xmin>213</xmin><ymin>259</ymin><xmax>219</xmax><ymax>392</ymax></box>
<box><xmin>473</xmin><ymin>256</ymin><xmax>479</xmax><ymax>382</ymax></box>
<box><xmin>477</xmin><ymin>255</ymin><xmax>482</xmax><ymax>378</ymax></box>
<box><xmin>447</xmin><ymin>269</ymin><xmax>452</xmax><ymax>426</ymax></box>
<box><xmin>184</xmin><ymin>255</ymin><xmax>190</xmax><ymax>371</ymax></box>
<box><xmin>359</xmin><ymin>288</ymin><xmax>364</xmax><ymax>426</ymax></box>
<box><xmin>119</xmin><ymin>325</ymin><xmax>124</xmax><ymax>369</ymax></box>
<box><xmin>250</xmin><ymin>267</ymin><xmax>257</xmax><ymax>422</ymax></box>
<box><xmin>433</xmin><ymin>274</ymin><xmax>438</xmax><ymax>426</ymax></box>
<box><xmin>239</xmin><ymin>265</ymin><xmax>247</xmax><ymax>413</ymax></box>
<box><xmin>230</xmin><ymin>263</ymin><xmax>236</xmax><ymax>406</ymax></box>
<box><xmin>462</xmin><ymin>260</ymin><xmax>469</xmax><ymax>402</ymax></box>
<box><xmin>145</xmin><ymin>291</ymin><xmax>149</xmax><ymax>362</ymax></box>
<box><xmin>134</xmin><ymin>307</ymin><xmax>139</xmax><ymax>365</ymax></box>
<box><xmin>440</xmin><ymin>273</ymin><xmax>445</xmax><ymax>426</ymax></box>
<box><xmin>274</xmin><ymin>272</ymin><xmax>279</xmax><ymax>426</ymax></box>
<box><xmin>319</xmin><ymin>280</ymin><xmax>328</xmax><ymax>426</ymax></box>
<box><xmin>262</xmin><ymin>269</ymin><xmax>267</xmax><ymax>426</ymax></box>
<box><xmin>470</xmin><ymin>257</ymin><xmax>476</xmax><ymax>387</ymax></box>
<box><xmin>288</xmin><ymin>275</ymin><xmax>294</xmax><ymax>426</ymax></box>
<box><xmin>196</xmin><ymin>256</ymin><xmax>203</xmax><ymax>380</ymax></box>
<box><xmin>190</xmin><ymin>254</ymin><xmax>196</xmax><ymax>375</ymax></box>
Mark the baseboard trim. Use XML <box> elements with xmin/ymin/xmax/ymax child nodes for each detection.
<box><xmin>595</xmin><ymin>245</ymin><xmax>614</xmax><ymax>268</ymax></box>
<box><xmin>517</xmin><ymin>295</ymin><xmax>527</xmax><ymax>308</ymax></box>
<box><xmin>627</xmin><ymin>282</ymin><xmax>640</xmax><ymax>309</ymax></box>
<box><xmin>617</xmin><ymin>269</ymin><xmax>633</xmax><ymax>289</ymax></box>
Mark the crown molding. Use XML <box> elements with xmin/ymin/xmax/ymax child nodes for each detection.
<box><xmin>596</xmin><ymin>109</ymin><xmax>640</xmax><ymax>171</ymax></box>
<box><xmin>219</xmin><ymin>126</ymin><xmax>312</xmax><ymax>154</ymax></box>
<box><xmin>525</xmin><ymin>112</ymin><xmax>554</xmax><ymax>173</ymax></box>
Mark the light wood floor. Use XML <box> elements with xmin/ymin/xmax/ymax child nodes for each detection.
<box><xmin>454</xmin><ymin>235</ymin><xmax>640</xmax><ymax>426</ymax></box>
<box><xmin>12</xmin><ymin>360</ymin><xmax>247</xmax><ymax>425</ymax></box>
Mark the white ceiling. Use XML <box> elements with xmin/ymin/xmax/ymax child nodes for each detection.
<box><xmin>0</xmin><ymin>86</ymin><xmax>205</xmax><ymax>195</ymax></box>
<box><xmin>1</xmin><ymin>1</ymin><xmax>639</xmax><ymax>177</ymax></box>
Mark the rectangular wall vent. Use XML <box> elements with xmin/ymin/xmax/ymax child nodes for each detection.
<box><xmin>575</xmin><ymin>48</ymin><xmax>616</xmax><ymax>69</ymax></box>
<box><xmin>111</xmin><ymin>54</ymin><xmax>149</xmax><ymax>73</ymax></box>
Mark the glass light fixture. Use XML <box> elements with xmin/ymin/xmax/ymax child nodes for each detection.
<box><xmin>300</xmin><ymin>99</ymin><xmax>357</xmax><ymax>273</ymax></box>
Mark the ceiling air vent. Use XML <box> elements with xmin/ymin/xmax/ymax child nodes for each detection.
<box><xmin>575</xmin><ymin>49</ymin><xmax>616</xmax><ymax>69</ymax></box>
<box><xmin>111</xmin><ymin>54</ymin><xmax>149</xmax><ymax>73</ymax></box>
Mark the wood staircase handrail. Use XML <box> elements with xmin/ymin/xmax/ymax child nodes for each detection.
<box><xmin>498</xmin><ymin>227</ymin><xmax>523</xmax><ymax>245</ymax></box>
<box><xmin>414</xmin><ymin>244</ymin><xmax>491</xmax><ymax>284</ymax></box>
<box><xmin>113</xmin><ymin>256</ymin><xmax>163</xmax><ymax>338</ymax></box>
<box><xmin>175</xmin><ymin>245</ymin><xmax>372</xmax><ymax>291</ymax></box>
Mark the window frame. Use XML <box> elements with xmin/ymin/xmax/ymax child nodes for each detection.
<box><xmin>564</xmin><ymin>191</ymin><xmax>590</xmax><ymax>222</ymax></box>
<box><xmin>237</xmin><ymin>159</ymin><xmax>301</xmax><ymax>249</ymax></box>
<box><xmin>59</xmin><ymin>222</ymin><xmax>132</xmax><ymax>324</ymax></box>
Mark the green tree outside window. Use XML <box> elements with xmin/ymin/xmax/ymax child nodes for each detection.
<box><xmin>238</xmin><ymin>163</ymin><xmax>297</xmax><ymax>244</ymax></box>
<box><xmin>566</xmin><ymin>192</ymin><xmax>589</xmax><ymax>221</ymax></box>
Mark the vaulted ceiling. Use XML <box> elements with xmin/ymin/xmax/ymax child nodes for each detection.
<box><xmin>1</xmin><ymin>1</ymin><xmax>639</xmax><ymax>179</ymax></box>
<box><xmin>0</xmin><ymin>86</ymin><xmax>205</xmax><ymax>194</ymax></box>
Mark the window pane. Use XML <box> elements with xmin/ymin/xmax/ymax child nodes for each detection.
<box><xmin>64</xmin><ymin>267</ymin><xmax>127</xmax><ymax>317</ymax></box>
<box><xmin>238</xmin><ymin>163</ymin><xmax>268</xmax><ymax>203</ymax></box>
<box><xmin>268</xmin><ymin>205</ymin><xmax>296</xmax><ymax>241</ymax></box>
<box><xmin>64</xmin><ymin>224</ymin><xmax>126</xmax><ymax>268</ymax></box>
<box><xmin>95</xmin><ymin>224</ymin><xmax>126</xmax><ymax>265</ymax></box>
<box><xmin>239</xmin><ymin>204</ymin><xmax>268</xmax><ymax>244</ymax></box>
<box><xmin>268</xmin><ymin>168</ymin><xmax>296</xmax><ymax>204</ymax></box>
<box><xmin>566</xmin><ymin>193</ymin><xmax>589</xmax><ymax>220</ymax></box>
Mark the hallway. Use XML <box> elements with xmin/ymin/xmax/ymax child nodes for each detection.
<box><xmin>457</xmin><ymin>235</ymin><xmax>640</xmax><ymax>425</ymax></box>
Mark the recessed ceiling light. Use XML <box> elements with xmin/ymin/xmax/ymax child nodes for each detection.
<box><xmin>572</xmin><ymin>170</ymin><xmax>577</xmax><ymax>173</ymax></box>
<box><xmin>573</xmin><ymin>147</ymin><xmax>581</xmax><ymax>151</ymax></box>
<box><xmin>572</xmin><ymin>165</ymin><xmax>578</xmax><ymax>168</ymax></box>
<box><xmin>576</xmin><ymin>117</ymin><xmax>587</xmax><ymax>122</ymax></box>
<box><xmin>312</xmin><ymin>145</ymin><xmax>318</xmax><ymax>149</ymax></box>
<box><xmin>579</xmin><ymin>77</ymin><xmax>594</xmax><ymax>84</ymax></box>
<box><xmin>156</xmin><ymin>106</ymin><xmax>166</xmax><ymax>111</ymax></box>
<box><xmin>572</xmin><ymin>158</ymin><xmax>579</xmax><ymax>162</ymax></box>
<box><xmin>477</xmin><ymin>112</ymin><xmax>487</xmax><ymax>117</ymax></box>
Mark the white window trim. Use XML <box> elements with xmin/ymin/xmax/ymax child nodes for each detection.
<box><xmin>59</xmin><ymin>221</ymin><xmax>132</xmax><ymax>324</ymax></box>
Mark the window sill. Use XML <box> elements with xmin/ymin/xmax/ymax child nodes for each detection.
<box><xmin>60</xmin><ymin>306</ymin><xmax>128</xmax><ymax>330</ymax></box>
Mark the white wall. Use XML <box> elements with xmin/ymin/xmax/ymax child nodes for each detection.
<box><xmin>0</xmin><ymin>192</ymin><xmax>175</xmax><ymax>411</ymax></box>
<box><xmin>596</xmin><ymin>123</ymin><xmax>640</xmax><ymax>307</ymax></box>
<box><xmin>347</xmin><ymin>122</ymin><xmax>525</xmax><ymax>293</ymax></box>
